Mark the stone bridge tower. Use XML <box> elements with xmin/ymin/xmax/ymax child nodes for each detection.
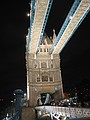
<box><xmin>26</xmin><ymin>30</ymin><xmax>63</xmax><ymax>106</ymax></box>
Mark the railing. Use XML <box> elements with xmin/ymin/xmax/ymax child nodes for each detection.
<box><xmin>3</xmin><ymin>89</ymin><xmax>23</xmax><ymax>120</ymax></box>
<box><xmin>35</xmin><ymin>106</ymin><xmax>90</xmax><ymax>119</ymax></box>
<box><xmin>4</xmin><ymin>112</ymin><xmax>20</xmax><ymax>120</ymax></box>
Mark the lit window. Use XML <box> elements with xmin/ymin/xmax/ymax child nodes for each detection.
<box><xmin>55</xmin><ymin>86</ymin><xmax>58</xmax><ymax>91</ymax></box>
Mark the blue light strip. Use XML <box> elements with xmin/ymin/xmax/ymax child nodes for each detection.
<box><xmin>27</xmin><ymin>0</ymin><xmax>36</xmax><ymax>53</ymax></box>
<box><xmin>50</xmin><ymin>0</ymin><xmax>82</xmax><ymax>54</ymax></box>
<box><xmin>36</xmin><ymin>0</ymin><xmax>53</xmax><ymax>54</ymax></box>
<box><xmin>58</xmin><ymin>7</ymin><xmax>90</xmax><ymax>54</ymax></box>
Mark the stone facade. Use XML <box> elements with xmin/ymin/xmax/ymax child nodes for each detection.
<box><xmin>26</xmin><ymin>30</ymin><xmax>63</xmax><ymax>106</ymax></box>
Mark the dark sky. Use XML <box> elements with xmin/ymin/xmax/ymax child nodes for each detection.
<box><xmin>0</xmin><ymin>0</ymin><xmax>90</xmax><ymax>99</ymax></box>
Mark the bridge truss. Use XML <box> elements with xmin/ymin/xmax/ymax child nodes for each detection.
<box><xmin>50</xmin><ymin>0</ymin><xmax>90</xmax><ymax>55</ymax></box>
<box><xmin>28</xmin><ymin>0</ymin><xmax>53</xmax><ymax>54</ymax></box>
<box><xmin>27</xmin><ymin>0</ymin><xmax>90</xmax><ymax>55</ymax></box>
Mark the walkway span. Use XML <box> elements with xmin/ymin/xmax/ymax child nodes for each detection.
<box><xmin>50</xmin><ymin>0</ymin><xmax>90</xmax><ymax>55</ymax></box>
<box><xmin>28</xmin><ymin>0</ymin><xmax>53</xmax><ymax>54</ymax></box>
<box><xmin>27</xmin><ymin>0</ymin><xmax>90</xmax><ymax>55</ymax></box>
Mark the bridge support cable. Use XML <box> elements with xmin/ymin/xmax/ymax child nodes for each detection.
<box><xmin>50</xmin><ymin>0</ymin><xmax>90</xmax><ymax>55</ymax></box>
<box><xmin>28</xmin><ymin>0</ymin><xmax>53</xmax><ymax>54</ymax></box>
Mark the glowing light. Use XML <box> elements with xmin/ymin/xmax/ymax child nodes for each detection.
<box><xmin>24</xmin><ymin>93</ymin><xmax>26</xmax><ymax>96</ymax></box>
<box><xmin>69</xmin><ymin>16</ymin><xmax>73</xmax><ymax>20</ymax></box>
<box><xmin>27</xmin><ymin>13</ymin><xmax>30</xmax><ymax>17</ymax></box>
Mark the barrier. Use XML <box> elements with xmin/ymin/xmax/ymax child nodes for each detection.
<box><xmin>35</xmin><ymin>106</ymin><xmax>90</xmax><ymax>119</ymax></box>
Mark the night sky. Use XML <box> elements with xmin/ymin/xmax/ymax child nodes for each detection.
<box><xmin>0</xmin><ymin>0</ymin><xmax>90</xmax><ymax>99</ymax></box>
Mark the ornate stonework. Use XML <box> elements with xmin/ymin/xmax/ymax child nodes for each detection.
<box><xmin>26</xmin><ymin>30</ymin><xmax>63</xmax><ymax>106</ymax></box>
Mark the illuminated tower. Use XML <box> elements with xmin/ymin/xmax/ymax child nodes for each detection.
<box><xmin>26</xmin><ymin>30</ymin><xmax>63</xmax><ymax>106</ymax></box>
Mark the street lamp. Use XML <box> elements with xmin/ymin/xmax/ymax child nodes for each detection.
<box><xmin>27</xmin><ymin>13</ymin><xmax>30</xmax><ymax>17</ymax></box>
<box><xmin>11</xmin><ymin>100</ymin><xmax>14</xmax><ymax>117</ymax></box>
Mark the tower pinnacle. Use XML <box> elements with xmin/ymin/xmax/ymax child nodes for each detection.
<box><xmin>53</xmin><ymin>29</ymin><xmax>56</xmax><ymax>43</ymax></box>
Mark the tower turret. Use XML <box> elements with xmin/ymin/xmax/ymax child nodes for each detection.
<box><xmin>26</xmin><ymin>31</ymin><xmax>63</xmax><ymax>106</ymax></box>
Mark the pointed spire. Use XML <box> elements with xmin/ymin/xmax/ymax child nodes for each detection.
<box><xmin>44</xmin><ymin>38</ymin><xmax>47</xmax><ymax>45</ymax></box>
<box><xmin>53</xmin><ymin>29</ymin><xmax>56</xmax><ymax>43</ymax></box>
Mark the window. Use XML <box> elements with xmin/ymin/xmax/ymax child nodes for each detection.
<box><xmin>40</xmin><ymin>48</ymin><xmax>42</xmax><ymax>52</ymax></box>
<box><xmin>34</xmin><ymin>64</ymin><xmax>37</xmax><ymax>68</ymax></box>
<box><xmin>50</xmin><ymin>77</ymin><xmax>53</xmax><ymax>81</ymax></box>
<box><xmin>51</xmin><ymin>64</ymin><xmax>53</xmax><ymax>68</ymax></box>
<box><xmin>43</xmin><ymin>42</ymin><xmax>45</xmax><ymax>45</ymax></box>
<box><xmin>42</xmin><ymin>76</ymin><xmax>48</xmax><ymax>82</ymax></box>
<box><xmin>37</xmin><ymin>77</ymin><xmax>40</xmax><ymax>82</ymax></box>
<box><xmin>41</xmin><ymin>62</ymin><xmax>47</xmax><ymax>68</ymax></box>
<box><xmin>47</xmin><ymin>48</ymin><xmax>48</xmax><ymax>52</ymax></box>
<box><xmin>44</xmin><ymin>48</ymin><xmax>46</xmax><ymax>52</ymax></box>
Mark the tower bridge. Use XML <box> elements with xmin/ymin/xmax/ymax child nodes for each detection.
<box><xmin>2</xmin><ymin>1</ymin><xmax>90</xmax><ymax>120</ymax></box>
<box><xmin>25</xmin><ymin>0</ymin><xmax>90</xmax><ymax>119</ymax></box>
